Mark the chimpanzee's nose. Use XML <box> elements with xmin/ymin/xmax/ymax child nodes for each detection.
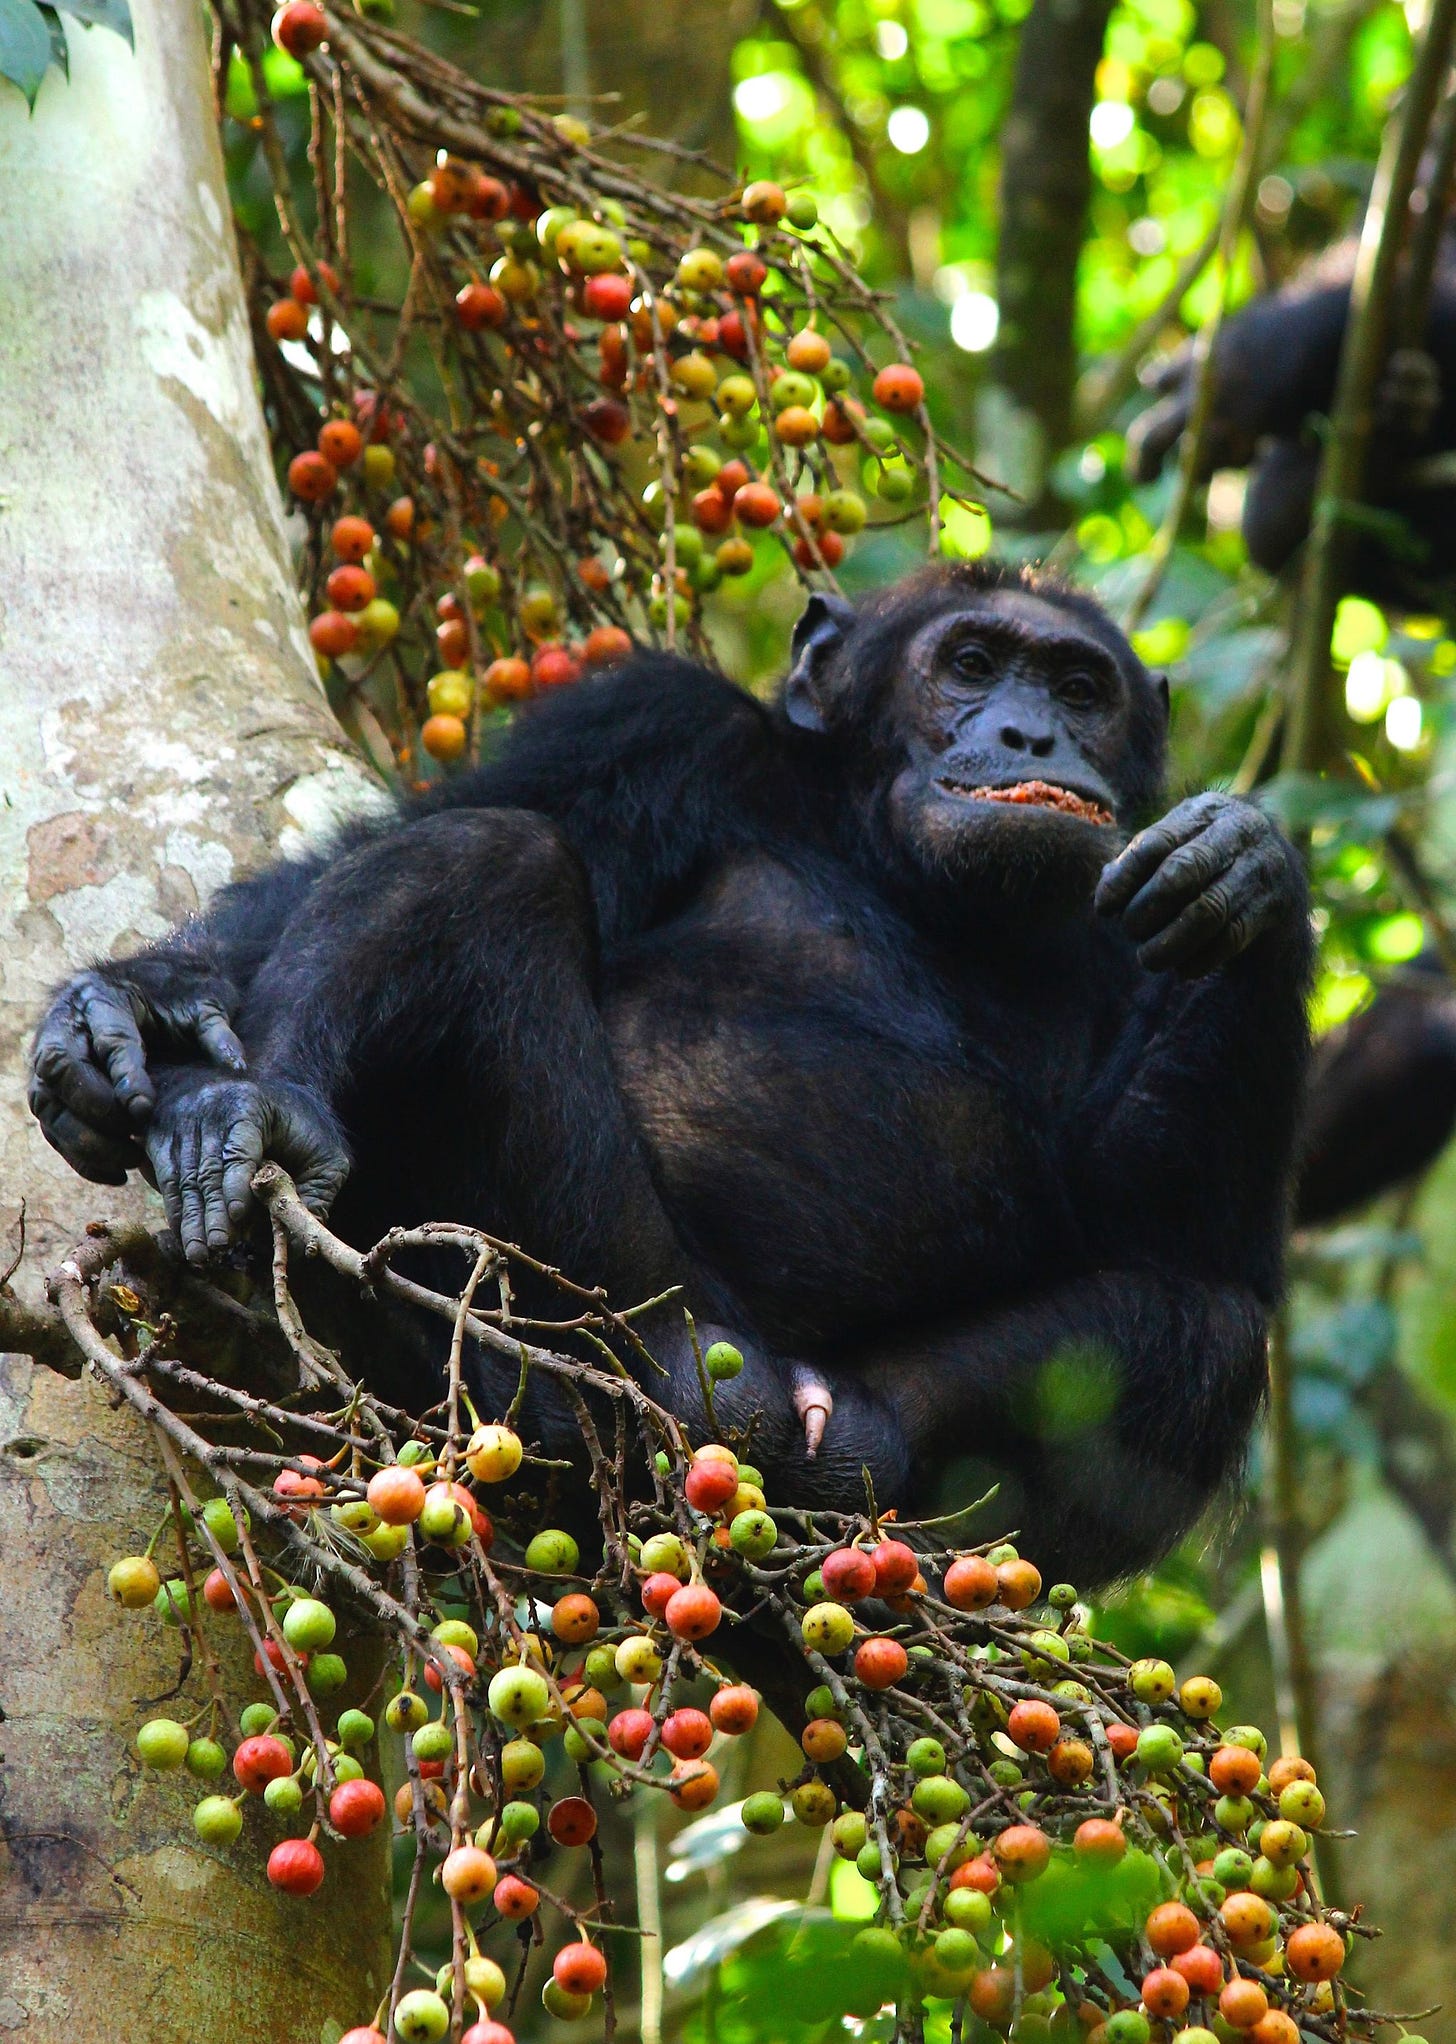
<box><xmin>999</xmin><ymin>720</ymin><xmax>1055</xmax><ymax>757</ymax></box>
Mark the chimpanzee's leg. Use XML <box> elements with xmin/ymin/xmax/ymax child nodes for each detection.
<box><xmin>217</xmin><ymin>810</ymin><xmax>685</xmax><ymax>1291</ymax></box>
<box><xmin>142</xmin><ymin>808</ymin><xmax>836</xmax><ymax>1446</ymax></box>
<box><xmin>824</xmin><ymin>1269</ymin><xmax>1268</xmax><ymax>1586</ymax></box>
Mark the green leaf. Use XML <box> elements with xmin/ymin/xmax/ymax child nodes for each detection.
<box><xmin>0</xmin><ymin>0</ymin><xmax>54</xmax><ymax>103</ymax></box>
<box><xmin>36</xmin><ymin>1</ymin><xmax>65</xmax><ymax>72</ymax></box>
<box><xmin>1018</xmin><ymin>1848</ymin><xmax>1163</xmax><ymax>1948</ymax></box>
<box><xmin>1256</xmin><ymin>769</ymin><xmax>1402</xmax><ymax>843</ymax></box>
<box><xmin>1290</xmin><ymin>1300</ymin><xmax>1397</xmax><ymax>1387</ymax></box>
<box><xmin>57</xmin><ymin>0</ymin><xmax>131</xmax><ymax>41</ymax></box>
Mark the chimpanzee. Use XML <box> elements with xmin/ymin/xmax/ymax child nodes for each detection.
<box><xmin>28</xmin><ymin>562</ymin><xmax>1314</xmax><ymax>1587</ymax></box>
<box><xmin>1125</xmin><ymin>233</ymin><xmax>1456</xmax><ymax>610</ymax></box>
<box><xmin>1297</xmin><ymin>953</ymin><xmax>1456</xmax><ymax>1224</ymax></box>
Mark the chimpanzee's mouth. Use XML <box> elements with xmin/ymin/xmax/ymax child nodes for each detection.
<box><xmin>936</xmin><ymin>777</ymin><xmax>1115</xmax><ymax>826</ymax></box>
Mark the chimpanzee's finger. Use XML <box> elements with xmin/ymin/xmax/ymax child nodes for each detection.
<box><xmin>1158</xmin><ymin>846</ymin><xmax>1287</xmax><ymax>978</ymax></box>
<box><xmin>192</xmin><ymin>1002</ymin><xmax>248</xmax><ymax>1075</ymax></box>
<box><xmin>193</xmin><ymin>1115</ymin><xmax>235</xmax><ymax>1254</ymax></box>
<box><xmin>1116</xmin><ymin>816</ymin><xmax>1257</xmax><ymax>944</ymax></box>
<box><xmin>1095</xmin><ymin>804</ymin><xmax>1217</xmax><ymax>917</ymax></box>
<box><xmin>147</xmin><ymin>1123</ymin><xmax>184</xmax><ymax>1241</ymax></box>
<box><xmin>78</xmin><ymin>980</ymin><xmax>155</xmax><ymax>1122</ymax></box>
<box><xmin>175</xmin><ymin>1117</ymin><xmax>209</xmax><ymax>1264</ymax></box>
<box><xmin>1131</xmin><ymin>840</ymin><xmax>1282</xmax><ymax>974</ymax></box>
<box><xmin>31</xmin><ymin>999</ymin><xmax>122</xmax><ymax>1125</ymax></box>
<box><xmin>274</xmin><ymin>1096</ymin><xmax>350</xmax><ymax>1215</ymax></box>
<box><xmin>221</xmin><ymin>1107</ymin><xmax>268</xmax><ymax>1227</ymax></box>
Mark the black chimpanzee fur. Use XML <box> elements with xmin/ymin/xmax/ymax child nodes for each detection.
<box><xmin>1126</xmin><ymin>232</ymin><xmax>1456</xmax><ymax>610</ymax></box>
<box><xmin>29</xmin><ymin>562</ymin><xmax>1315</xmax><ymax>1586</ymax></box>
<box><xmin>1296</xmin><ymin>952</ymin><xmax>1456</xmax><ymax>1224</ymax></box>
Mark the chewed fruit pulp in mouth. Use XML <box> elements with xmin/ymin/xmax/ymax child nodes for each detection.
<box><xmin>938</xmin><ymin>777</ymin><xmax>1114</xmax><ymax>826</ymax></box>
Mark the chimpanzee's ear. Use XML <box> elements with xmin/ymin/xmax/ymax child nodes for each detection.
<box><xmin>784</xmin><ymin>591</ymin><xmax>858</xmax><ymax>733</ymax></box>
<box><xmin>1153</xmin><ymin>671</ymin><xmax>1170</xmax><ymax>721</ymax></box>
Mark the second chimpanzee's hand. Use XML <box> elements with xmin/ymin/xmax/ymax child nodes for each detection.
<box><xmin>1094</xmin><ymin>791</ymin><xmax>1304</xmax><ymax>976</ymax></box>
<box><xmin>29</xmin><ymin>962</ymin><xmax>246</xmax><ymax>1184</ymax></box>
<box><xmin>145</xmin><ymin>1070</ymin><xmax>351</xmax><ymax>1263</ymax></box>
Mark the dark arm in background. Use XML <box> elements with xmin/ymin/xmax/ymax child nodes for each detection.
<box><xmin>1296</xmin><ymin>957</ymin><xmax>1456</xmax><ymax>1222</ymax></box>
<box><xmin>1126</xmin><ymin>241</ymin><xmax>1456</xmax><ymax>580</ymax></box>
<box><xmin>1124</xmin><ymin>264</ymin><xmax>1355</xmax><ymax>485</ymax></box>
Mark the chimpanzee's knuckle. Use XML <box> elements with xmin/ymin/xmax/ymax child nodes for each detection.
<box><xmin>220</xmin><ymin>1124</ymin><xmax>261</xmax><ymax>1166</ymax></box>
<box><xmin>31</xmin><ymin>1039</ymin><xmax>65</xmax><ymax>1085</ymax></box>
<box><xmin>68</xmin><ymin>973</ymin><xmax>107</xmax><ymax>1013</ymax></box>
<box><xmin>86</xmin><ymin>1018</ymin><xmax>135</xmax><ymax>1065</ymax></box>
<box><xmin>1199</xmin><ymin>880</ymin><xmax>1232</xmax><ymax>927</ymax></box>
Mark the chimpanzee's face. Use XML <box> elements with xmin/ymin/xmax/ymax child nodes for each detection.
<box><xmin>784</xmin><ymin>573</ymin><xmax>1167</xmax><ymax>918</ymax></box>
<box><xmin>880</xmin><ymin>589</ymin><xmax>1147</xmax><ymax>907</ymax></box>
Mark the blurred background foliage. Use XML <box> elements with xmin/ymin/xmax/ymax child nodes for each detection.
<box><xmin>223</xmin><ymin>0</ymin><xmax>1456</xmax><ymax>2028</ymax></box>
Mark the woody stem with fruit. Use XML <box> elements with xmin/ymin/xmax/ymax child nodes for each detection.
<box><xmin>22</xmin><ymin>1165</ymin><xmax>1387</xmax><ymax>2043</ymax></box>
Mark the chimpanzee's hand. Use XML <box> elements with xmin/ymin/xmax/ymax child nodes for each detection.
<box><xmin>1094</xmin><ymin>791</ymin><xmax>1304</xmax><ymax>977</ymax></box>
<box><xmin>145</xmin><ymin>1070</ymin><xmax>350</xmax><ymax>1263</ymax></box>
<box><xmin>1376</xmin><ymin>346</ymin><xmax>1441</xmax><ymax>443</ymax></box>
<box><xmin>29</xmin><ymin>963</ymin><xmax>245</xmax><ymax>1184</ymax></box>
<box><xmin>1123</xmin><ymin>348</ymin><xmax>1194</xmax><ymax>483</ymax></box>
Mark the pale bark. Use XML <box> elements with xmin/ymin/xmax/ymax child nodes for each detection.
<box><xmin>0</xmin><ymin>0</ymin><xmax>392</xmax><ymax>2032</ymax></box>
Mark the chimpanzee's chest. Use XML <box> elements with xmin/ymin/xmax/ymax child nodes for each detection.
<box><xmin>602</xmin><ymin>854</ymin><xmax>1083</xmax><ymax>1348</ymax></box>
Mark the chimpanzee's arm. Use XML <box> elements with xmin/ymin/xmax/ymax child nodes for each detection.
<box><xmin>1125</xmin><ymin>269</ymin><xmax>1354</xmax><ymax>484</ymax></box>
<box><xmin>30</xmin><ymin>655</ymin><xmax>784</xmax><ymax>1182</ymax></box>
<box><xmin>435</xmin><ymin>652</ymin><xmax>794</xmax><ymax>945</ymax></box>
<box><xmin>27</xmin><ymin>858</ymin><xmax>325</xmax><ymax>1183</ymax></box>
<box><xmin>1297</xmin><ymin>967</ymin><xmax>1456</xmax><ymax>1222</ymax></box>
<box><xmin>812</xmin><ymin>1270</ymin><xmax>1266</xmax><ymax>1587</ymax></box>
<box><xmin>1080</xmin><ymin>792</ymin><xmax>1313</xmax><ymax>1296</ymax></box>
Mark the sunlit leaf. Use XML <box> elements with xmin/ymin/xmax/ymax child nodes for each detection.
<box><xmin>57</xmin><ymin>0</ymin><xmax>131</xmax><ymax>42</ymax></box>
<box><xmin>1309</xmin><ymin>965</ymin><xmax>1373</xmax><ymax>1035</ymax></box>
<box><xmin>35</xmin><ymin>0</ymin><xmax>63</xmax><ymax>71</ymax></box>
<box><xmin>0</xmin><ymin>0</ymin><xmax>53</xmax><ymax>103</ymax></box>
<box><xmin>829</xmin><ymin>1854</ymin><xmax>878</xmax><ymax>1921</ymax></box>
<box><xmin>1018</xmin><ymin>1850</ymin><xmax>1164</xmax><ymax>1947</ymax></box>
<box><xmin>1361</xmin><ymin>911</ymin><xmax>1424</xmax><ymax>964</ymax></box>
<box><xmin>1257</xmin><ymin>771</ymin><xmax>1402</xmax><ymax>843</ymax></box>
<box><xmin>1332</xmin><ymin>595</ymin><xmax>1389</xmax><ymax>666</ymax></box>
<box><xmin>664</xmin><ymin>1800</ymin><xmax>751</xmax><ymax>1880</ymax></box>
<box><xmin>664</xmin><ymin>1897</ymin><xmax>801</xmax><ymax>1988</ymax></box>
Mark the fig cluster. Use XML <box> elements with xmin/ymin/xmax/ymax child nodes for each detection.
<box><xmin>238</xmin><ymin>3</ymin><xmax>957</xmax><ymax>785</ymax></box>
<box><xmin>113</xmin><ymin>1398</ymin><xmax>1373</xmax><ymax>2044</ymax></box>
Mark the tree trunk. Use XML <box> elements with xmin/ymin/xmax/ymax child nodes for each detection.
<box><xmin>983</xmin><ymin>0</ymin><xmax>1114</xmax><ymax>517</ymax></box>
<box><xmin>0</xmin><ymin>0</ymin><xmax>392</xmax><ymax>2033</ymax></box>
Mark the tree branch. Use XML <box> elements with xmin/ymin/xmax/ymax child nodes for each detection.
<box><xmin>1281</xmin><ymin>0</ymin><xmax>1456</xmax><ymax>772</ymax></box>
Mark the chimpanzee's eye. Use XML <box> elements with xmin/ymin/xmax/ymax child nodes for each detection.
<box><xmin>1057</xmin><ymin>668</ymin><xmax>1102</xmax><ymax>709</ymax></box>
<box><xmin>950</xmin><ymin>641</ymin><xmax>993</xmax><ymax>682</ymax></box>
